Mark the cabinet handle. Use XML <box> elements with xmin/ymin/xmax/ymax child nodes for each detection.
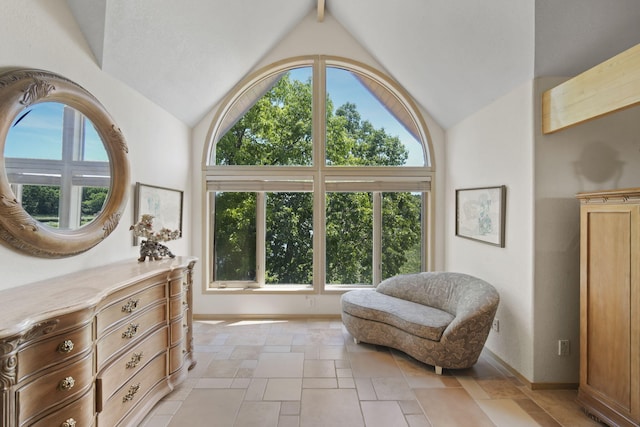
<box><xmin>61</xmin><ymin>418</ymin><xmax>76</xmax><ymax>427</ymax></box>
<box><xmin>122</xmin><ymin>383</ymin><xmax>141</xmax><ymax>402</ymax></box>
<box><xmin>121</xmin><ymin>298</ymin><xmax>140</xmax><ymax>313</ymax></box>
<box><xmin>126</xmin><ymin>352</ymin><xmax>144</xmax><ymax>369</ymax></box>
<box><xmin>59</xmin><ymin>376</ymin><xmax>75</xmax><ymax>391</ymax></box>
<box><xmin>57</xmin><ymin>339</ymin><xmax>74</xmax><ymax>353</ymax></box>
<box><xmin>122</xmin><ymin>323</ymin><xmax>139</xmax><ymax>339</ymax></box>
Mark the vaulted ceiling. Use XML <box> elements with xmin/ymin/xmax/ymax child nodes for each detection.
<box><xmin>66</xmin><ymin>0</ymin><xmax>640</xmax><ymax>129</ymax></box>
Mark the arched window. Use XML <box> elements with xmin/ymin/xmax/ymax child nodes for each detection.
<box><xmin>204</xmin><ymin>56</ymin><xmax>434</xmax><ymax>290</ymax></box>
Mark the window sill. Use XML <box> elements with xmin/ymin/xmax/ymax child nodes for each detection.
<box><xmin>204</xmin><ymin>284</ymin><xmax>374</xmax><ymax>295</ymax></box>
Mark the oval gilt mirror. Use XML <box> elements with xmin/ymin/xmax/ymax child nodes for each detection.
<box><xmin>0</xmin><ymin>69</ymin><xmax>130</xmax><ymax>257</ymax></box>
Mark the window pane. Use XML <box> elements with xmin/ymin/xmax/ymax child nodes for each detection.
<box><xmin>325</xmin><ymin>67</ymin><xmax>424</xmax><ymax>166</ymax></box>
<box><xmin>214</xmin><ymin>192</ymin><xmax>257</xmax><ymax>281</ymax></box>
<box><xmin>20</xmin><ymin>185</ymin><xmax>61</xmax><ymax>228</ymax></box>
<box><xmin>381</xmin><ymin>192</ymin><xmax>423</xmax><ymax>280</ymax></box>
<box><xmin>83</xmin><ymin>120</ymin><xmax>108</xmax><ymax>162</ymax></box>
<box><xmin>215</xmin><ymin>67</ymin><xmax>313</xmax><ymax>166</ymax></box>
<box><xmin>265</xmin><ymin>192</ymin><xmax>313</xmax><ymax>285</ymax></box>
<box><xmin>326</xmin><ymin>192</ymin><xmax>372</xmax><ymax>285</ymax></box>
<box><xmin>81</xmin><ymin>186</ymin><xmax>108</xmax><ymax>226</ymax></box>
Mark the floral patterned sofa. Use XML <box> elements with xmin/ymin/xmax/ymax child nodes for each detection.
<box><xmin>341</xmin><ymin>272</ymin><xmax>499</xmax><ymax>374</ymax></box>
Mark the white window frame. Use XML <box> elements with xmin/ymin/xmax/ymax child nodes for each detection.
<box><xmin>202</xmin><ymin>55</ymin><xmax>435</xmax><ymax>293</ymax></box>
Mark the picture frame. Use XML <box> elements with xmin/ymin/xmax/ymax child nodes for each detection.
<box><xmin>133</xmin><ymin>182</ymin><xmax>184</xmax><ymax>245</ymax></box>
<box><xmin>455</xmin><ymin>185</ymin><xmax>506</xmax><ymax>247</ymax></box>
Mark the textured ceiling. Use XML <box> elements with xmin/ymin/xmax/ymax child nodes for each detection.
<box><xmin>66</xmin><ymin>0</ymin><xmax>640</xmax><ymax>129</ymax></box>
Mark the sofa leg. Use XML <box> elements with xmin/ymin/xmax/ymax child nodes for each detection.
<box><xmin>353</xmin><ymin>337</ymin><xmax>360</xmax><ymax>344</ymax></box>
<box><xmin>435</xmin><ymin>366</ymin><xmax>443</xmax><ymax>375</ymax></box>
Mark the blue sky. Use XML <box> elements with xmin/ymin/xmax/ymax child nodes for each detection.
<box><xmin>290</xmin><ymin>66</ymin><xmax>424</xmax><ymax>166</ymax></box>
<box><xmin>5</xmin><ymin>102</ymin><xmax>107</xmax><ymax>161</ymax></box>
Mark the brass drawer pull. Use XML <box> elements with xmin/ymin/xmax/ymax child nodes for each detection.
<box><xmin>61</xmin><ymin>418</ymin><xmax>76</xmax><ymax>427</ymax></box>
<box><xmin>57</xmin><ymin>339</ymin><xmax>74</xmax><ymax>353</ymax></box>
<box><xmin>122</xmin><ymin>383</ymin><xmax>141</xmax><ymax>402</ymax></box>
<box><xmin>126</xmin><ymin>352</ymin><xmax>144</xmax><ymax>369</ymax></box>
<box><xmin>122</xmin><ymin>323</ymin><xmax>139</xmax><ymax>339</ymax></box>
<box><xmin>121</xmin><ymin>298</ymin><xmax>140</xmax><ymax>313</ymax></box>
<box><xmin>59</xmin><ymin>376</ymin><xmax>75</xmax><ymax>391</ymax></box>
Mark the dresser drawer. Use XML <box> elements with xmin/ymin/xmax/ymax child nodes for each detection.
<box><xmin>168</xmin><ymin>274</ymin><xmax>186</xmax><ymax>297</ymax></box>
<box><xmin>17</xmin><ymin>322</ymin><xmax>92</xmax><ymax>382</ymax></box>
<box><xmin>98</xmin><ymin>353</ymin><xmax>167</xmax><ymax>427</ymax></box>
<box><xmin>97</xmin><ymin>326</ymin><xmax>168</xmax><ymax>404</ymax></box>
<box><xmin>96</xmin><ymin>281</ymin><xmax>166</xmax><ymax>336</ymax></box>
<box><xmin>169</xmin><ymin>317</ymin><xmax>187</xmax><ymax>346</ymax></box>
<box><xmin>28</xmin><ymin>386</ymin><xmax>95</xmax><ymax>427</ymax></box>
<box><xmin>96</xmin><ymin>302</ymin><xmax>167</xmax><ymax>369</ymax></box>
<box><xmin>17</xmin><ymin>354</ymin><xmax>93</xmax><ymax>423</ymax></box>
<box><xmin>169</xmin><ymin>339</ymin><xmax>186</xmax><ymax>374</ymax></box>
<box><xmin>169</xmin><ymin>294</ymin><xmax>186</xmax><ymax>321</ymax></box>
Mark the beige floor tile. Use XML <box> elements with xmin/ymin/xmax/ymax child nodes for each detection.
<box><xmin>361</xmin><ymin>400</ymin><xmax>408</xmax><ymax>427</ymax></box>
<box><xmin>355</xmin><ymin>377</ymin><xmax>377</xmax><ymax>400</ymax></box>
<box><xmin>456</xmin><ymin>376</ymin><xmax>491</xmax><ymax>399</ymax></box>
<box><xmin>254</xmin><ymin>352</ymin><xmax>305</xmax><ymax>378</ymax></box>
<box><xmin>168</xmin><ymin>389</ymin><xmax>244</xmax><ymax>427</ymax></box>
<box><xmin>414</xmin><ymin>387</ymin><xmax>494</xmax><ymax>427</ymax></box>
<box><xmin>398</xmin><ymin>399</ymin><xmax>424</xmax><ymax>415</ymax></box>
<box><xmin>280</xmin><ymin>400</ymin><xmax>301</xmax><ymax>415</ymax></box>
<box><xmin>406</xmin><ymin>414</ymin><xmax>432</xmax><ymax>427</ymax></box>
<box><xmin>476</xmin><ymin>398</ymin><xmax>541</xmax><ymax>427</ymax></box>
<box><xmin>235</xmin><ymin>401</ymin><xmax>281</xmax><ymax>427</ymax></box>
<box><xmin>303</xmin><ymin>359</ymin><xmax>335</xmax><ymax>377</ymax></box>
<box><xmin>349</xmin><ymin>351</ymin><xmax>404</xmax><ymax>377</ymax></box>
<box><xmin>245</xmin><ymin>378</ymin><xmax>268</xmax><ymax>400</ymax></box>
<box><xmin>300</xmin><ymin>389</ymin><xmax>364</xmax><ymax>427</ymax></box>
<box><xmin>303</xmin><ymin>378</ymin><xmax>337</xmax><ymax>388</ymax></box>
<box><xmin>278</xmin><ymin>415</ymin><xmax>300</xmax><ymax>427</ymax></box>
<box><xmin>264</xmin><ymin>378</ymin><xmax>303</xmax><ymax>401</ymax></box>
<box><xmin>338</xmin><ymin>377</ymin><xmax>356</xmax><ymax>388</ymax></box>
<box><xmin>372</xmin><ymin>377</ymin><xmax>415</xmax><ymax>400</ymax></box>
<box><xmin>151</xmin><ymin>320</ymin><xmax>601</xmax><ymax>427</ymax></box>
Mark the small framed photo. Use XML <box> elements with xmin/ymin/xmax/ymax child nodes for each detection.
<box><xmin>133</xmin><ymin>182</ymin><xmax>183</xmax><ymax>245</ymax></box>
<box><xmin>455</xmin><ymin>185</ymin><xmax>506</xmax><ymax>247</ymax></box>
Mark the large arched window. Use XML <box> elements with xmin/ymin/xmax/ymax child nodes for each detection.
<box><xmin>203</xmin><ymin>56</ymin><xmax>434</xmax><ymax>291</ymax></box>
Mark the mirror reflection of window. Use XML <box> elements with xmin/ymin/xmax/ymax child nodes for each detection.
<box><xmin>5</xmin><ymin>102</ymin><xmax>110</xmax><ymax>230</ymax></box>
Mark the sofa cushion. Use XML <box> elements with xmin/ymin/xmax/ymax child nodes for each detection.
<box><xmin>341</xmin><ymin>289</ymin><xmax>454</xmax><ymax>342</ymax></box>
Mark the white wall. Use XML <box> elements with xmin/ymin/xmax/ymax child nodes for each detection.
<box><xmin>190</xmin><ymin>10</ymin><xmax>446</xmax><ymax>316</ymax></box>
<box><xmin>445</xmin><ymin>81</ymin><xmax>536</xmax><ymax>381</ymax></box>
<box><xmin>1</xmin><ymin>0</ymin><xmax>191</xmax><ymax>289</ymax></box>
<box><xmin>532</xmin><ymin>77</ymin><xmax>640</xmax><ymax>383</ymax></box>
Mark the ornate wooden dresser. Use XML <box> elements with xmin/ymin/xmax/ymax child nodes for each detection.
<box><xmin>0</xmin><ymin>257</ymin><xmax>197</xmax><ymax>427</ymax></box>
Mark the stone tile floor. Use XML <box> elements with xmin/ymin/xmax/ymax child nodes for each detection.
<box><xmin>140</xmin><ymin>319</ymin><xmax>603</xmax><ymax>427</ymax></box>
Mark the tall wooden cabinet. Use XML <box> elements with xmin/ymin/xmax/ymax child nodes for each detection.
<box><xmin>0</xmin><ymin>257</ymin><xmax>196</xmax><ymax>427</ymax></box>
<box><xmin>577</xmin><ymin>189</ymin><xmax>640</xmax><ymax>427</ymax></box>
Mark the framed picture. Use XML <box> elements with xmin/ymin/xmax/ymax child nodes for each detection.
<box><xmin>455</xmin><ymin>185</ymin><xmax>506</xmax><ymax>247</ymax></box>
<box><xmin>133</xmin><ymin>182</ymin><xmax>183</xmax><ymax>245</ymax></box>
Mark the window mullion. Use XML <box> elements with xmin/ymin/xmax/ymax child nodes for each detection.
<box><xmin>256</xmin><ymin>192</ymin><xmax>266</xmax><ymax>287</ymax></box>
<box><xmin>373</xmin><ymin>192</ymin><xmax>382</xmax><ymax>285</ymax></box>
<box><xmin>314</xmin><ymin>57</ymin><xmax>327</xmax><ymax>291</ymax></box>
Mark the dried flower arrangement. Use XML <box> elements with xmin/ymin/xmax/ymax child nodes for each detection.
<box><xmin>130</xmin><ymin>214</ymin><xmax>181</xmax><ymax>242</ymax></box>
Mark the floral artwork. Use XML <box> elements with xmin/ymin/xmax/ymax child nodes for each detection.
<box><xmin>130</xmin><ymin>214</ymin><xmax>180</xmax><ymax>261</ymax></box>
<box><xmin>455</xmin><ymin>186</ymin><xmax>506</xmax><ymax>247</ymax></box>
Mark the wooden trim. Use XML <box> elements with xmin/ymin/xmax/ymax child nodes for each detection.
<box><xmin>482</xmin><ymin>348</ymin><xmax>578</xmax><ymax>390</ymax></box>
<box><xmin>542</xmin><ymin>43</ymin><xmax>640</xmax><ymax>134</ymax></box>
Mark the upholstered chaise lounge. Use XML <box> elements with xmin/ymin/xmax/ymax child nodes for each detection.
<box><xmin>341</xmin><ymin>272</ymin><xmax>499</xmax><ymax>374</ymax></box>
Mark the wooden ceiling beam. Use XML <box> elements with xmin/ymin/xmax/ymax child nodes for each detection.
<box><xmin>542</xmin><ymin>43</ymin><xmax>640</xmax><ymax>134</ymax></box>
<box><xmin>317</xmin><ymin>0</ymin><xmax>325</xmax><ymax>22</ymax></box>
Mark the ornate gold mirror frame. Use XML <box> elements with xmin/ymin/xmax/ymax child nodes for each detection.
<box><xmin>0</xmin><ymin>69</ymin><xmax>130</xmax><ymax>257</ymax></box>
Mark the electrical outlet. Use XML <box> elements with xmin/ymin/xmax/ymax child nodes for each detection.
<box><xmin>558</xmin><ymin>339</ymin><xmax>570</xmax><ymax>356</ymax></box>
<box><xmin>491</xmin><ymin>319</ymin><xmax>499</xmax><ymax>333</ymax></box>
